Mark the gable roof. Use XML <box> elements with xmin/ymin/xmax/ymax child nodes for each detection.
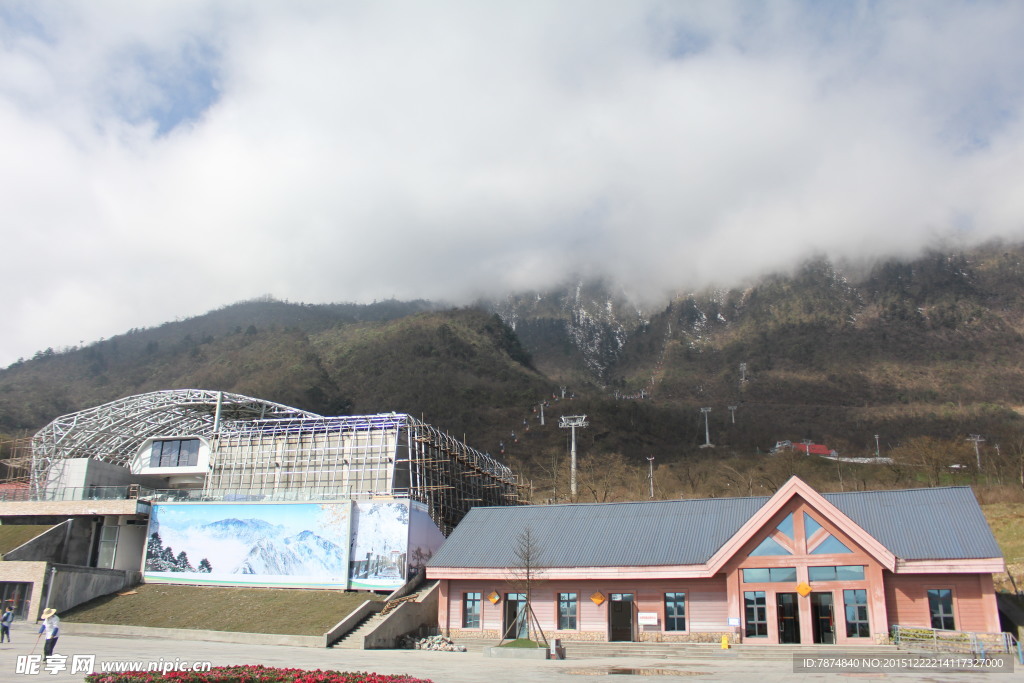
<box><xmin>428</xmin><ymin>482</ymin><xmax>1001</xmax><ymax>570</ymax></box>
<box><xmin>430</xmin><ymin>496</ymin><xmax>766</xmax><ymax>569</ymax></box>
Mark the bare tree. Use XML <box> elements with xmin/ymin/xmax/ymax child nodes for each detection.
<box><xmin>891</xmin><ymin>437</ymin><xmax>972</xmax><ymax>487</ymax></box>
<box><xmin>577</xmin><ymin>453</ymin><xmax>644</xmax><ymax>502</ymax></box>
<box><xmin>502</xmin><ymin>527</ymin><xmax>548</xmax><ymax>646</ymax></box>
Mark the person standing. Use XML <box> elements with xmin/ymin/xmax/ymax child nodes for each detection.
<box><xmin>0</xmin><ymin>605</ymin><xmax>13</xmax><ymax>642</ymax></box>
<box><xmin>38</xmin><ymin>608</ymin><xmax>59</xmax><ymax>659</ymax></box>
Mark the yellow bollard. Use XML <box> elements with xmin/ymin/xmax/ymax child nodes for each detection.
<box><xmin>721</xmin><ymin>635</ymin><xmax>730</xmax><ymax>649</ymax></box>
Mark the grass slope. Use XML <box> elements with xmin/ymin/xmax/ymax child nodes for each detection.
<box><xmin>983</xmin><ymin>502</ymin><xmax>1024</xmax><ymax>594</ymax></box>
<box><xmin>60</xmin><ymin>584</ymin><xmax>383</xmax><ymax>635</ymax></box>
<box><xmin>0</xmin><ymin>524</ymin><xmax>55</xmax><ymax>556</ymax></box>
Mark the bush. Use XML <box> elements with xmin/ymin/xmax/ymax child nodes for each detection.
<box><xmin>85</xmin><ymin>665</ymin><xmax>432</xmax><ymax>683</ymax></box>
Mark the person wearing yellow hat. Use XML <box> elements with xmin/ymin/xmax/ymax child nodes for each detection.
<box><xmin>38</xmin><ymin>608</ymin><xmax>60</xmax><ymax>660</ymax></box>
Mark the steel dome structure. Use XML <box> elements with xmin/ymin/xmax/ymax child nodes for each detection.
<box><xmin>25</xmin><ymin>388</ymin><xmax>522</xmax><ymax>533</ymax></box>
<box><xmin>30</xmin><ymin>389</ymin><xmax>319</xmax><ymax>487</ymax></box>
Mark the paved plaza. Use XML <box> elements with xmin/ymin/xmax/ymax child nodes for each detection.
<box><xmin>2</xmin><ymin>623</ymin><xmax>1022</xmax><ymax>682</ymax></box>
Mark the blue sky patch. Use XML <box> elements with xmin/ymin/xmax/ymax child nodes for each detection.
<box><xmin>107</xmin><ymin>40</ymin><xmax>221</xmax><ymax>136</ymax></box>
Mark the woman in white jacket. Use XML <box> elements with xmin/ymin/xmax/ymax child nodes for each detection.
<box><xmin>38</xmin><ymin>608</ymin><xmax>60</xmax><ymax>660</ymax></box>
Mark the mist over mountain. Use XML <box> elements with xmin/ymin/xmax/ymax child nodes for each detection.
<box><xmin>3</xmin><ymin>243</ymin><xmax>1024</xmax><ymax>501</ymax></box>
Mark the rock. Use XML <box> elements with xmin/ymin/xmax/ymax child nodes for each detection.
<box><xmin>401</xmin><ymin>634</ymin><xmax>467</xmax><ymax>652</ymax></box>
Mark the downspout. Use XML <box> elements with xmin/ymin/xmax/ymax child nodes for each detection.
<box><xmin>59</xmin><ymin>519</ymin><xmax>74</xmax><ymax>564</ymax></box>
<box><xmin>43</xmin><ymin>565</ymin><xmax>58</xmax><ymax>616</ymax></box>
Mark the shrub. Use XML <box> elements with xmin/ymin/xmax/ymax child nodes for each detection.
<box><xmin>85</xmin><ymin>664</ymin><xmax>432</xmax><ymax>683</ymax></box>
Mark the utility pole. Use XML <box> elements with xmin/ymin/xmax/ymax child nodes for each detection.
<box><xmin>647</xmin><ymin>456</ymin><xmax>655</xmax><ymax>499</ymax></box>
<box><xmin>700</xmin><ymin>408</ymin><xmax>713</xmax><ymax>448</ymax></box>
<box><xmin>967</xmin><ymin>434</ymin><xmax>985</xmax><ymax>471</ymax></box>
<box><xmin>739</xmin><ymin>363</ymin><xmax>747</xmax><ymax>382</ymax></box>
<box><xmin>728</xmin><ymin>405</ymin><xmax>737</xmax><ymax>424</ymax></box>
<box><xmin>874</xmin><ymin>434</ymin><xmax>880</xmax><ymax>458</ymax></box>
<box><xmin>559</xmin><ymin>415</ymin><xmax>589</xmax><ymax>498</ymax></box>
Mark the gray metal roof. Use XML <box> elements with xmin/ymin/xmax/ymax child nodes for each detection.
<box><xmin>822</xmin><ymin>487</ymin><xmax>1002</xmax><ymax>561</ymax></box>
<box><xmin>429</xmin><ymin>486</ymin><xmax>1000</xmax><ymax>569</ymax></box>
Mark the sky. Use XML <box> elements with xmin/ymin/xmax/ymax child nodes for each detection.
<box><xmin>2</xmin><ymin>1</ymin><xmax>1024</xmax><ymax>368</ymax></box>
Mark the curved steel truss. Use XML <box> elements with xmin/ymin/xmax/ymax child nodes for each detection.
<box><xmin>27</xmin><ymin>389</ymin><xmax>522</xmax><ymax>529</ymax></box>
<box><xmin>32</xmin><ymin>389</ymin><xmax>319</xmax><ymax>470</ymax></box>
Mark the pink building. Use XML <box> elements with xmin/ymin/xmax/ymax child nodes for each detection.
<box><xmin>427</xmin><ymin>477</ymin><xmax>1004</xmax><ymax>645</ymax></box>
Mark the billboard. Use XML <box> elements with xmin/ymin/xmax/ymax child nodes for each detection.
<box><xmin>144</xmin><ymin>498</ymin><xmax>445</xmax><ymax>591</ymax></box>
<box><xmin>144</xmin><ymin>501</ymin><xmax>354</xmax><ymax>589</ymax></box>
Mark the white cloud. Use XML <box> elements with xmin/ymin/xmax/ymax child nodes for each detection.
<box><xmin>2</xmin><ymin>1</ymin><xmax>1024</xmax><ymax>365</ymax></box>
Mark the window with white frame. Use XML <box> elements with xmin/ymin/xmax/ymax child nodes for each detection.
<box><xmin>558</xmin><ymin>593</ymin><xmax>577</xmax><ymax>630</ymax></box>
<box><xmin>462</xmin><ymin>592</ymin><xmax>481</xmax><ymax>628</ymax></box>
<box><xmin>927</xmin><ymin>589</ymin><xmax>955</xmax><ymax>630</ymax></box>
<box><xmin>664</xmin><ymin>592</ymin><xmax>686</xmax><ymax>631</ymax></box>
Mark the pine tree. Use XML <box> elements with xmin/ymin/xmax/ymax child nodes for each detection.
<box><xmin>175</xmin><ymin>550</ymin><xmax>195</xmax><ymax>573</ymax></box>
<box><xmin>145</xmin><ymin>533</ymin><xmax>168</xmax><ymax>571</ymax></box>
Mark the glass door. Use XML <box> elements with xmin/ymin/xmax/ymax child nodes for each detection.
<box><xmin>810</xmin><ymin>592</ymin><xmax>835</xmax><ymax>644</ymax></box>
<box><xmin>776</xmin><ymin>592</ymin><xmax>801</xmax><ymax>644</ymax></box>
<box><xmin>503</xmin><ymin>593</ymin><xmax>528</xmax><ymax>639</ymax></box>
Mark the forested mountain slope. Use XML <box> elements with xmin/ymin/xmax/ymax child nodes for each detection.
<box><xmin>3</xmin><ymin>244</ymin><xmax>1024</xmax><ymax>502</ymax></box>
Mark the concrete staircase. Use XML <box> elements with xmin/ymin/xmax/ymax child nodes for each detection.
<box><xmin>332</xmin><ymin>612</ymin><xmax>386</xmax><ymax>649</ymax></box>
<box><xmin>332</xmin><ymin>592</ymin><xmax>423</xmax><ymax>649</ymax></box>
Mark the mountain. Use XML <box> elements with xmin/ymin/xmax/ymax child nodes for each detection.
<box><xmin>235</xmin><ymin>531</ymin><xmax>346</xmax><ymax>576</ymax></box>
<box><xmin>3</xmin><ymin>242</ymin><xmax>1024</xmax><ymax>502</ymax></box>
<box><xmin>200</xmin><ymin>518</ymin><xmax>286</xmax><ymax>546</ymax></box>
<box><xmin>484</xmin><ymin>279</ymin><xmax>648</xmax><ymax>382</ymax></box>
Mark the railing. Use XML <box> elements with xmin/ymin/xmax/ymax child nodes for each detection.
<box><xmin>0</xmin><ymin>485</ymin><xmax>397</xmax><ymax>504</ymax></box>
<box><xmin>0</xmin><ymin>485</ymin><xmax>148</xmax><ymax>503</ymax></box>
<box><xmin>144</xmin><ymin>487</ymin><xmax>382</xmax><ymax>503</ymax></box>
<box><xmin>892</xmin><ymin>625</ymin><xmax>1018</xmax><ymax>658</ymax></box>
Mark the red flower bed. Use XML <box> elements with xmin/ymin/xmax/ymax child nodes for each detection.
<box><xmin>85</xmin><ymin>664</ymin><xmax>432</xmax><ymax>683</ymax></box>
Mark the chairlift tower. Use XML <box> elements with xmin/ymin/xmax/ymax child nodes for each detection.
<box><xmin>728</xmin><ymin>406</ymin><xmax>737</xmax><ymax>424</ymax></box>
<box><xmin>967</xmin><ymin>434</ymin><xmax>985</xmax><ymax>471</ymax></box>
<box><xmin>699</xmin><ymin>408</ymin><xmax>714</xmax><ymax>448</ymax></box>
<box><xmin>647</xmin><ymin>456</ymin><xmax>655</xmax><ymax>499</ymax></box>
<box><xmin>560</xmin><ymin>415</ymin><xmax>589</xmax><ymax>497</ymax></box>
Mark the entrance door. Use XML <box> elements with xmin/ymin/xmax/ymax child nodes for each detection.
<box><xmin>810</xmin><ymin>592</ymin><xmax>835</xmax><ymax>644</ymax></box>
<box><xmin>609</xmin><ymin>593</ymin><xmax>635</xmax><ymax>642</ymax></box>
<box><xmin>776</xmin><ymin>592</ymin><xmax>801</xmax><ymax>644</ymax></box>
<box><xmin>503</xmin><ymin>593</ymin><xmax>528</xmax><ymax>640</ymax></box>
<box><xmin>0</xmin><ymin>582</ymin><xmax>32</xmax><ymax>620</ymax></box>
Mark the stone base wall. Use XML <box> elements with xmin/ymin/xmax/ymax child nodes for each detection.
<box><xmin>637</xmin><ymin>631</ymin><xmax>731</xmax><ymax>643</ymax></box>
<box><xmin>447</xmin><ymin>628</ymin><xmax>732</xmax><ymax>644</ymax></box>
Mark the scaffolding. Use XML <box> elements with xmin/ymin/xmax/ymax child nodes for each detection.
<box><xmin>0</xmin><ymin>435</ymin><xmax>33</xmax><ymax>490</ymax></box>
<box><xmin>209</xmin><ymin>413</ymin><xmax>522</xmax><ymax>534</ymax></box>
<box><xmin>22</xmin><ymin>390</ymin><xmax>522</xmax><ymax>533</ymax></box>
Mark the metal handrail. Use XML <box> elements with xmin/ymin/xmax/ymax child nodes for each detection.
<box><xmin>0</xmin><ymin>484</ymin><xmax>404</xmax><ymax>504</ymax></box>
<box><xmin>892</xmin><ymin>624</ymin><xmax>1016</xmax><ymax>657</ymax></box>
<box><xmin>0</xmin><ymin>485</ymin><xmax>151</xmax><ymax>503</ymax></box>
